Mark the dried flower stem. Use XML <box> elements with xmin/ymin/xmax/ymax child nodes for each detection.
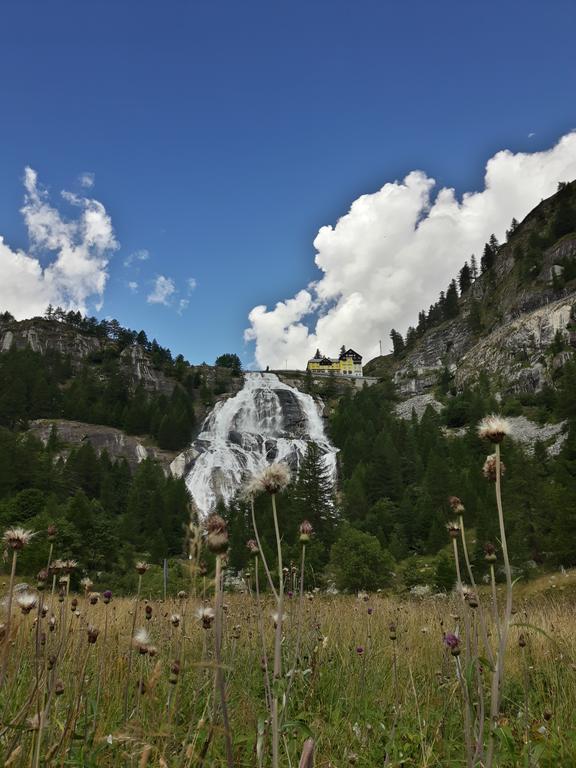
<box><xmin>282</xmin><ymin>542</ymin><xmax>306</xmax><ymax>725</ymax></box>
<box><xmin>250</xmin><ymin>498</ymin><xmax>278</xmax><ymax>601</ymax></box>
<box><xmin>271</xmin><ymin>492</ymin><xmax>284</xmax><ymax>768</ymax></box>
<box><xmin>214</xmin><ymin>553</ymin><xmax>234</xmax><ymax>767</ymax></box>
<box><xmin>0</xmin><ymin>549</ymin><xmax>19</xmax><ymax>688</ymax></box>
<box><xmin>458</xmin><ymin>516</ymin><xmax>494</xmax><ymax>667</ymax></box>
<box><xmin>124</xmin><ymin>573</ymin><xmax>143</xmax><ymax>719</ymax></box>
<box><xmin>489</xmin><ymin>564</ymin><xmax>501</xmax><ymax>644</ymax></box>
<box><xmin>254</xmin><ymin>556</ymin><xmax>272</xmax><ymax>712</ymax></box>
<box><xmin>486</xmin><ymin>443</ymin><xmax>513</xmax><ymax>768</ymax></box>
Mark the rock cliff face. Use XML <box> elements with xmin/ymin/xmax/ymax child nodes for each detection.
<box><xmin>0</xmin><ymin>318</ymin><xmax>176</xmax><ymax>395</ymax></box>
<box><xmin>390</xmin><ymin>291</ymin><xmax>576</xmax><ymax>397</ymax></box>
<box><xmin>27</xmin><ymin>419</ymin><xmax>178</xmax><ymax>473</ymax></box>
<box><xmin>1</xmin><ymin>319</ymin><xmax>102</xmax><ymax>359</ymax></box>
<box><xmin>366</xmin><ymin>191</ymin><xmax>576</xmax><ymax>399</ymax></box>
<box><xmin>0</xmin><ymin>316</ymin><xmax>243</xmax><ymax>472</ymax></box>
<box><xmin>455</xmin><ymin>295</ymin><xmax>575</xmax><ymax>393</ymax></box>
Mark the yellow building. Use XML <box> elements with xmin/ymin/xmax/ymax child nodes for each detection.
<box><xmin>306</xmin><ymin>347</ymin><xmax>363</xmax><ymax>377</ymax></box>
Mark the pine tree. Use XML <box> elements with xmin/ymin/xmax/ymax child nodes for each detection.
<box><xmin>443</xmin><ymin>280</ymin><xmax>459</xmax><ymax>319</ymax></box>
<box><xmin>389</xmin><ymin>329</ymin><xmax>405</xmax><ymax>357</ymax></box>
<box><xmin>458</xmin><ymin>262</ymin><xmax>472</xmax><ymax>294</ymax></box>
<box><xmin>470</xmin><ymin>254</ymin><xmax>478</xmax><ymax>279</ymax></box>
<box><xmin>481</xmin><ymin>242</ymin><xmax>495</xmax><ymax>273</ymax></box>
<box><xmin>290</xmin><ymin>442</ymin><xmax>337</xmax><ymax>560</ymax></box>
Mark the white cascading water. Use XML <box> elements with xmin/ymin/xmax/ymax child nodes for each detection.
<box><xmin>185</xmin><ymin>372</ymin><xmax>337</xmax><ymax>517</ymax></box>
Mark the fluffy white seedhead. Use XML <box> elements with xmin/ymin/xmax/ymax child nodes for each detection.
<box><xmin>3</xmin><ymin>527</ymin><xmax>35</xmax><ymax>550</ymax></box>
<box><xmin>16</xmin><ymin>592</ymin><xmax>37</xmax><ymax>610</ymax></box>
<box><xmin>195</xmin><ymin>606</ymin><xmax>215</xmax><ymax>620</ymax></box>
<box><xmin>446</xmin><ymin>520</ymin><xmax>461</xmax><ymax>538</ymax></box>
<box><xmin>477</xmin><ymin>415</ymin><xmax>511</xmax><ymax>443</ymax></box>
<box><xmin>483</xmin><ymin>454</ymin><xmax>506</xmax><ymax>481</ymax></box>
<box><xmin>133</xmin><ymin>628</ymin><xmax>151</xmax><ymax>647</ymax></box>
<box><xmin>252</xmin><ymin>463</ymin><xmax>292</xmax><ymax>495</ymax></box>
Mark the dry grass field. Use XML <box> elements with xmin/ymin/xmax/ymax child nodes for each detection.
<box><xmin>0</xmin><ymin>580</ymin><xmax>575</xmax><ymax>767</ymax></box>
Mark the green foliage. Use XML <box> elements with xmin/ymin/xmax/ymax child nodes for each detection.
<box><xmin>0</xmin><ymin>346</ymin><xmax>196</xmax><ymax>451</ymax></box>
<box><xmin>329</xmin><ymin>525</ymin><xmax>394</xmax><ymax>591</ymax></box>
<box><xmin>434</xmin><ymin>551</ymin><xmax>456</xmax><ymax>591</ymax></box>
<box><xmin>330</xmin><ymin>374</ymin><xmax>576</xmax><ymax>568</ymax></box>
<box><xmin>0</xmin><ymin>429</ymin><xmax>190</xmax><ymax>581</ymax></box>
<box><xmin>226</xmin><ymin>442</ymin><xmax>338</xmax><ymax>581</ymax></box>
<box><xmin>215</xmin><ymin>353</ymin><xmax>242</xmax><ymax>376</ymax></box>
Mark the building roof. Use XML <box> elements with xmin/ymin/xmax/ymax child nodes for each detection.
<box><xmin>338</xmin><ymin>348</ymin><xmax>362</xmax><ymax>361</ymax></box>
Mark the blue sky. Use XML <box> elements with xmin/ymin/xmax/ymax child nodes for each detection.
<box><xmin>1</xmin><ymin>0</ymin><xmax>575</xmax><ymax>366</ymax></box>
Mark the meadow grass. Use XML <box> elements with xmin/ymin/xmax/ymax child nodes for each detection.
<box><xmin>0</xmin><ymin>585</ymin><xmax>575</xmax><ymax>767</ymax></box>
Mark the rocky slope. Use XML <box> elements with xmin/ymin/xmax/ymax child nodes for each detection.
<box><xmin>0</xmin><ymin>316</ymin><xmax>242</xmax><ymax>470</ymax></box>
<box><xmin>28</xmin><ymin>418</ymin><xmax>178</xmax><ymax>472</ymax></box>
<box><xmin>366</xmin><ymin>183</ymin><xmax>576</xmax><ymax>400</ymax></box>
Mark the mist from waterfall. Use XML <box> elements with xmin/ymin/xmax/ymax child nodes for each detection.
<box><xmin>185</xmin><ymin>372</ymin><xmax>337</xmax><ymax>517</ymax></box>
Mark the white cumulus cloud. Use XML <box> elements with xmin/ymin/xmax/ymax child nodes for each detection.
<box><xmin>128</xmin><ymin>281</ymin><xmax>139</xmax><ymax>293</ymax></box>
<box><xmin>245</xmin><ymin>131</ymin><xmax>576</xmax><ymax>369</ymax></box>
<box><xmin>0</xmin><ymin>167</ymin><xmax>118</xmax><ymax>319</ymax></box>
<box><xmin>124</xmin><ymin>248</ymin><xmax>150</xmax><ymax>268</ymax></box>
<box><xmin>147</xmin><ymin>275</ymin><xmax>176</xmax><ymax>305</ymax></box>
<box><xmin>187</xmin><ymin>277</ymin><xmax>197</xmax><ymax>292</ymax></box>
<box><xmin>79</xmin><ymin>172</ymin><xmax>95</xmax><ymax>189</ymax></box>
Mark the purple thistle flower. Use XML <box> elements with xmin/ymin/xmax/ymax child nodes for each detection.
<box><xmin>443</xmin><ymin>632</ymin><xmax>459</xmax><ymax>649</ymax></box>
<box><xmin>356</xmin><ymin>646</ymin><xmax>364</xmax><ymax>656</ymax></box>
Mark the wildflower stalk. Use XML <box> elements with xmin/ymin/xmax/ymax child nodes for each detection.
<box><xmin>124</xmin><ymin>573</ymin><xmax>143</xmax><ymax>719</ymax></box>
<box><xmin>458</xmin><ymin>515</ymin><xmax>494</xmax><ymax>667</ymax></box>
<box><xmin>271</xmin><ymin>492</ymin><xmax>284</xmax><ymax>768</ymax></box>
<box><xmin>489</xmin><ymin>563</ymin><xmax>501</xmax><ymax>644</ymax></box>
<box><xmin>254</xmin><ymin>555</ymin><xmax>272</xmax><ymax>711</ymax></box>
<box><xmin>250</xmin><ymin>498</ymin><xmax>278</xmax><ymax>600</ymax></box>
<box><xmin>486</xmin><ymin>443</ymin><xmax>513</xmax><ymax>768</ymax></box>
<box><xmin>0</xmin><ymin>549</ymin><xmax>19</xmax><ymax>688</ymax></box>
<box><xmin>283</xmin><ymin>540</ymin><xmax>306</xmax><ymax>726</ymax></box>
<box><xmin>94</xmin><ymin>601</ymin><xmax>109</xmax><ymax>731</ymax></box>
<box><xmin>455</xmin><ymin>654</ymin><xmax>475</xmax><ymax>768</ymax></box>
<box><xmin>213</xmin><ymin>553</ymin><xmax>234</xmax><ymax>768</ymax></box>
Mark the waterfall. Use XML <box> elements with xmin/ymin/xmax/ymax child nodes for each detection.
<box><xmin>185</xmin><ymin>372</ymin><xmax>337</xmax><ymax>517</ymax></box>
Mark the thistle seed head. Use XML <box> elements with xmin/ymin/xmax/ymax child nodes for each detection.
<box><xmin>478</xmin><ymin>415</ymin><xmax>511</xmax><ymax>443</ymax></box>
<box><xmin>446</xmin><ymin>520</ymin><xmax>461</xmax><ymax>539</ymax></box>
<box><xmin>47</xmin><ymin>524</ymin><xmax>58</xmax><ymax>542</ymax></box>
<box><xmin>249</xmin><ymin>463</ymin><xmax>291</xmax><ymax>496</ymax></box>
<box><xmin>3</xmin><ymin>527</ymin><xmax>35</xmax><ymax>550</ymax></box>
<box><xmin>17</xmin><ymin>592</ymin><xmax>38</xmax><ymax>614</ymax></box>
<box><xmin>205</xmin><ymin>514</ymin><xmax>229</xmax><ymax>554</ymax></box>
<box><xmin>36</xmin><ymin>569</ymin><xmax>49</xmax><ymax>590</ymax></box>
<box><xmin>87</xmin><ymin>626</ymin><xmax>99</xmax><ymax>644</ymax></box>
<box><xmin>135</xmin><ymin>561</ymin><xmax>150</xmax><ymax>575</ymax></box>
<box><xmin>483</xmin><ymin>454</ymin><xmax>506</xmax><ymax>481</ymax></box>
<box><xmin>299</xmin><ymin>520</ymin><xmax>313</xmax><ymax>543</ymax></box>
<box><xmin>443</xmin><ymin>632</ymin><xmax>460</xmax><ymax>655</ymax></box>
<box><xmin>448</xmin><ymin>496</ymin><xmax>465</xmax><ymax>515</ymax></box>
<box><xmin>196</xmin><ymin>606</ymin><xmax>215</xmax><ymax>629</ymax></box>
<box><xmin>484</xmin><ymin>542</ymin><xmax>497</xmax><ymax>562</ymax></box>
<box><xmin>246</xmin><ymin>539</ymin><xmax>259</xmax><ymax>555</ymax></box>
<box><xmin>133</xmin><ymin>627</ymin><xmax>151</xmax><ymax>652</ymax></box>
<box><xmin>271</xmin><ymin>611</ymin><xmax>286</xmax><ymax>628</ymax></box>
